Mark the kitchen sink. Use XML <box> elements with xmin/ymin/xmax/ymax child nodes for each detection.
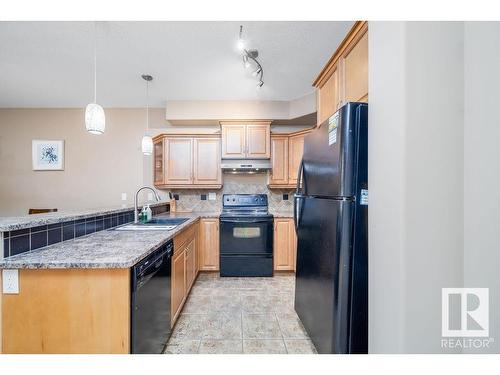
<box><xmin>111</xmin><ymin>218</ymin><xmax>189</xmax><ymax>231</ymax></box>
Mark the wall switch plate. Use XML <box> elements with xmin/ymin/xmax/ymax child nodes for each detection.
<box><xmin>283</xmin><ymin>194</ymin><xmax>289</xmax><ymax>200</ymax></box>
<box><xmin>121</xmin><ymin>193</ymin><xmax>127</xmax><ymax>201</ymax></box>
<box><xmin>3</xmin><ymin>269</ymin><xmax>19</xmax><ymax>294</ymax></box>
<box><xmin>208</xmin><ymin>192</ymin><xmax>216</xmax><ymax>201</ymax></box>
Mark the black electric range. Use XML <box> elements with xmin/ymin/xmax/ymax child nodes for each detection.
<box><xmin>219</xmin><ymin>194</ymin><xmax>274</xmax><ymax>277</ymax></box>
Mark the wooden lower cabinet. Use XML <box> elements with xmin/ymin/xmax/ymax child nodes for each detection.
<box><xmin>273</xmin><ymin>218</ymin><xmax>297</xmax><ymax>271</ymax></box>
<box><xmin>198</xmin><ymin>218</ymin><xmax>220</xmax><ymax>271</ymax></box>
<box><xmin>1</xmin><ymin>269</ymin><xmax>130</xmax><ymax>354</ymax></box>
<box><xmin>185</xmin><ymin>238</ymin><xmax>196</xmax><ymax>292</ymax></box>
<box><xmin>171</xmin><ymin>247</ymin><xmax>186</xmax><ymax>325</ymax></box>
<box><xmin>171</xmin><ymin>221</ymin><xmax>199</xmax><ymax>326</ymax></box>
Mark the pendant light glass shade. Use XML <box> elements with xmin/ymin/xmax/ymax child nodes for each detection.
<box><xmin>86</xmin><ymin>22</ymin><xmax>105</xmax><ymax>135</ymax></box>
<box><xmin>141</xmin><ymin>135</ymin><xmax>153</xmax><ymax>155</ymax></box>
<box><xmin>85</xmin><ymin>103</ymin><xmax>106</xmax><ymax>135</ymax></box>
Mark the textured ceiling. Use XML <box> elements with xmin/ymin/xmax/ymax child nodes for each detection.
<box><xmin>0</xmin><ymin>21</ymin><xmax>353</xmax><ymax>108</ymax></box>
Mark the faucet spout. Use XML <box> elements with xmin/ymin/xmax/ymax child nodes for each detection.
<box><xmin>134</xmin><ymin>186</ymin><xmax>161</xmax><ymax>223</ymax></box>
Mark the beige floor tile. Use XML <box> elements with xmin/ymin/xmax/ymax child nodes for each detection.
<box><xmin>202</xmin><ymin>312</ymin><xmax>242</xmax><ymax>339</ymax></box>
<box><xmin>243</xmin><ymin>339</ymin><xmax>287</xmax><ymax>354</ymax></box>
<box><xmin>276</xmin><ymin>312</ymin><xmax>309</xmax><ymax>339</ymax></box>
<box><xmin>170</xmin><ymin>314</ymin><xmax>207</xmax><ymax>339</ymax></box>
<box><xmin>164</xmin><ymin>339</ymin><xmax>200</xmax><ymax>354</ymax></box>
<box><xmin>284</xmin><ymin>339</ymin><xmax>317</xmax><ymax>354</ymax></box>
<box><xmin>242</xmin><ymin>313</ymin><xmax>282</xmax><ymax>339</ymax></box>
<box><xmin>199</xmin><ymin>339</ymin><xmax>243</xmax><ymax>354</ymax></box>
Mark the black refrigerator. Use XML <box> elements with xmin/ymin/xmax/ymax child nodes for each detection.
<box><xmin>294</xmin><ymin>102</ymin><xmax>368</xmax><ymax>354</ymax></box>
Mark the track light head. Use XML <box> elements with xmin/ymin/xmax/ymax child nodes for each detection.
<box><xmin>256</xmin><ymin>81</ymin><xmax>264</xmax><ymax>89</ymax></box>
<box><xmin>252</xmin><ymin>67</ymin><xmax>262</xmax><ymax>77</ymax></box>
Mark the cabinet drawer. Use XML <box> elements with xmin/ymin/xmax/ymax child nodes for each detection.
<box><xmin>173</xmin><ymin>223</ymin><xmax>196</xmax><ymax>252</ymax></box>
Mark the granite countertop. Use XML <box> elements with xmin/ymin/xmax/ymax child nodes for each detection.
<box><xmin>0</xmin><ymin>201</ymin><xmax>168</xmax><ymax>232</ymax></box>
<box><xmin>0</xmin><ymin>212</ymin><xmax>219</xmax><ymax>270</ymax></box>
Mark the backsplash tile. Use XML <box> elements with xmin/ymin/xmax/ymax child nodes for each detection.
<box><xmin>48</xmin><ymin>228</ymin><xmax>62</xmax><ymax>245</ymax></box>
<box><xmin>2</xmin><ymin>205</ymin><xmax>169</xmax><ymax>259</ymax></box>
<box><xmin>168</xmin><ymin>174</ymin><xmax>294</xmax><ymax>213</ymax></box>
<box><xmin>10</xmin><ymin>235</ymin><xmax>30</xmax><ymax>256</ymax></box>
<box><xmin>31</xmin><ymin>230</ymin><xmax>48</xmax><ymax>250</ymax></box>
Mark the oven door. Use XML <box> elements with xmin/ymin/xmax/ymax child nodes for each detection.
<box><xmin>220</xmin><ymin>217</ymin><xmax>273</xmax><ymax>256</ymax></box>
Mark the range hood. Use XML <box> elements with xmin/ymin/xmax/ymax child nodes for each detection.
<box><xmin>221</xmin><ymin>159</ymin><xmax>272</xmax><ymax>174</ymax></box>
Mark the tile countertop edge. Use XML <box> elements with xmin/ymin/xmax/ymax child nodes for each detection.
<box><xmin>0</xmin><ymin>201</ymin><xmax>169</xmax><ymax>232</ymax></box>
<box><xmin>0</xmin><ymin>213</ymin><xmax>219</xmax><ymax>270</ymax></box>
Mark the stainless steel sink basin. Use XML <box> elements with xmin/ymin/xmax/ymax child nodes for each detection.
<box><xmin>111</xmin><ymin>218</ymin><xmax>189</xmax><ymax>231</ymax></box>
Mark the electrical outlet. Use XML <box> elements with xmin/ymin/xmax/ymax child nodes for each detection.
<box><xmin>208</xmin><ymin>192</ymin><xmax>216</xmax><ymax>201</ymax></box>
<box><xmin>3</xmin><ymin>269</ymin><xmax>19</xmax><ymax>294</ymax></box>
<box><xmin>283</xmin><ymin>194</ymin><xmax>289</xmax><ymax>201</ymax></box>
<box><xmin>121</xmin><ymin>193</ymin><xmax>127</xmax><ymax>201</ymax></box>
<box><xmin>200</xmin><ymin>194</ymin><xmax>207</xmax><ymax>201</ymax></box>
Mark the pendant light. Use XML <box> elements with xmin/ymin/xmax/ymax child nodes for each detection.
<box><xmin>85</xmin><ymin>22</ymin><xmax>105</xmax><ymax>135</ymax></box>
<box><xmin>141</xmin><ymin>74</ymin><xmax>153</xmax><ymax>156</ymax></box>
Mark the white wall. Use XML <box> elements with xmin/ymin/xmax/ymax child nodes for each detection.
<box><xmin>463</xmin><ymin>22</ymin><xmax>500</xmax><ymax>353</ymax></box>
<box><xmin>369</xmin><ymin>21</ymin><xmax>465</xmax><ymax>353</ymax></box>
<box><xmin>368</xmin><ymin>21</ymin><xmax>408</xmax><ymax>353</ymax></box>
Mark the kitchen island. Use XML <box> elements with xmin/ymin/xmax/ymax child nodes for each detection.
<box><xmin>0</xmin><ymin>210</ymin><xmax>219</xmax><ymax>354</ymax></box>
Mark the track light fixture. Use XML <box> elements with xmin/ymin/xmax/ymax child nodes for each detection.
<box><xmin>236</xmin><ymin>25</ymin><xmax>264</xmax><ymax>89</ymax></box>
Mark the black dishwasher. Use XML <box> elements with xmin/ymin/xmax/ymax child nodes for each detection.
<box><xmin>131</xmin><ymin>240</ymin><xmax>173</xmax><ymax>354</ymax></box>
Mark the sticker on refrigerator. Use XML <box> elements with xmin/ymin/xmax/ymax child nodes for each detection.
<box><xmin>360</xmin><ymin>189</ymin><xmax>369</xmax><ymax>205</ymax></box>
<box><xmin>328</xmin><ymin>111</ymin><xmax>339</xmax><ymax>146</ymax></box>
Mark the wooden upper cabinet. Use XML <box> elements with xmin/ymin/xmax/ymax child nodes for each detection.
<box><xmin>314</xmin><ymin>21</ymin><xmax>368</xmax><ymax>126</ymax></box>
<box><xmin>246</xmin><ymin>124</ymin><xmax>270</xmax><ymax>159</ymax></box>
<box><xmin>317</xmin><ymin>64</ymin><xmax>340</xmax><ymax>125</ymax></box>
<box><xmin>193</xmin><ymin>138</ymin><xmax>221</xmax><ymax>185</ymax></box>
<box><xmin>153</xmin><ymin>134</ymin><xmax>222</xmax><ymax>189</ymax></box>
<box><xmin>198</xmin><ymin>218</ymin><xmax>219</xmax><ymax>271</ymax></box>
<box><xmin>221</xmin><ymin>125</ymin><xmax>246</xmax><ymax>159</ymax></box>
<box><xmin>268</xmin><ymin>129</ymin><xmax>311</xmax><ymax>189</ymax></box>
<box><xmin>165</xmin><ymin>138</ymin><xmax>192</xmax><ymax>185</ymax></box>
<box><xmin>288</xmin><ymin>134</ymin><xmax>305</xmax><ymax>186</ymax></box>
<box><xmin>269</xmin><ymin>136</ymin><xmax>289</xmax><ymax>185</ymax></box>
<box><xmin>153</xmin><ymin>138</ymin><xmax>165</xmax><ymax>185</ymax></box>
<box><xmin>341</xmin><ymin>28</ymin><xmax>368</xmax><ymax>103</ymax></box>
<box><xmin>220</xmin><ymin>121</ymin><xmax>271</xmax><ymax>159</ymax></box>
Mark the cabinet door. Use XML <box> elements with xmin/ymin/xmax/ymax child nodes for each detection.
<box><xmin>317</xmin><ymin>64</ymin><xmax>340</xmax><ymax>125</ymax></box>
<box><xmin>341</xmin><ymin>28</ymin><xmax>368</xmax><ymax>103</ymax></box>
<box><xmin>269</xmin><ymin>137</ymin><xmax>288</xmax><ymax>185</ymax></box>
<box><xmin>185</xmin><ymin>238</ymin><xmax>196</xmax><ymax>292</ymax></box>
<box><xmin>199</xmin><ymin>219</ymin><xmax>219</xmax><ymax>271</ymax></box>
<box><xmin>246</xmin><ymin>124</ymin><xmax>270</xmax><ymax>159</ymax></box>
<box><xmin>221</xmin><ymin>125</ymin><xmax>246</xmax><ymax>159</ymax></box>
<box><xmin>274</xmin><ymin>218</ymin><xmax>294</xmax><ymax>271</ymax></box>
<box><xmin>153</xmin><ymin>138</ymin><xmax>165</xmax><ymax>185</ymax></box>
<box><xmin>165</xmin><ymin>138</ymin><xmax>193</xmax><ymax>185</ymax></box>
<box><xmin>290</xmin><ymin>219</ymin><xmax>297</xmax><ymax>272</ymax></box>
<box><xmin>193</xmin><ymin>138</ymin><xmax>221</xmax><ymax>185</ymax></box>
<box><xmin>288</xmin><ymin>134</ymin><xmax>305</xmax><ymax>186</ymax></box>
<box><xmin>171</xmin><ymin>248</ymin><xmax>186</xmax><ymax>324</ymax></box>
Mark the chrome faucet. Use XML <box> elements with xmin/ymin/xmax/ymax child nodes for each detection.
<box><xmin>134</xmin><ymin>186</ymin><xmax>161</xmax><ymax>223</ymax></box>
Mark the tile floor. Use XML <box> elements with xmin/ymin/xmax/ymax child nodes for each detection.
<box><xmin>164</xmin><ymin>272</ymin><xmax>317</xmax><ymax>354</ymax></box>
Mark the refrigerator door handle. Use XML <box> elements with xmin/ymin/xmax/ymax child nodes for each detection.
<box><xmin>293</xmin><ymin>194</ymin><xmax>304</xmax><ymax>233</ymax></box>
<box><xmin>295</xmin><ymin>159</ymin><xmax>305</xmax><ymax>195</ymax></box>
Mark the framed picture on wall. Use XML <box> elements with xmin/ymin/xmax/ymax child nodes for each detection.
<box><xmin>32</xmin><ymin>140</ymin><xmax>65</xmax><ymax>170</ymax></box>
